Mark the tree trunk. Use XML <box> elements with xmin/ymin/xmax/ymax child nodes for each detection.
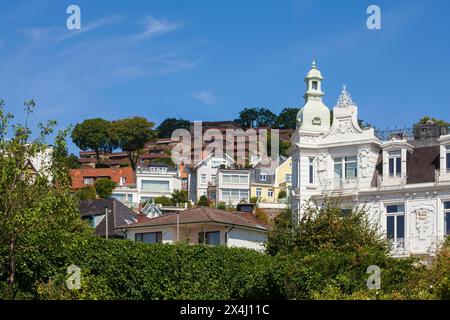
<box><xmin>6</xmin><ymin>237</ymin><xmax>16</xmax><ymax>299</ymax></box>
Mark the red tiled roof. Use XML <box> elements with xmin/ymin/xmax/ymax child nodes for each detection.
<box><xmin>122</xmin><ymin>207</ymin><xmax>268</xmax><ymax>231</ymax></box>
<box><xmin>70</xmin><ymin>167</ymin><xmax>136</xmax><ymax>189</ymax></box>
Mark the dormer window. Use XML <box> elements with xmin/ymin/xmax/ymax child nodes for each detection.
<box><xmin>260</xmin><ymin>173</ymin><xmax>267</xmax><ymax>181</ymax></box>
<box><xmin>388</xmin><ymin>150</ymin><xmax>402</xmax><ymax>177</ymax></box>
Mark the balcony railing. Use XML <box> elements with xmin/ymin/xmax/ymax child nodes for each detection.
<box><xmin>389</xmin><ymin>238</ymin><xmax>406</xmax><ymax>250</ymax></box>
<box><xmin>323</xmin><ymin>178</ymin><xmax>359</xmax><ymax>194</ymax></box>
<box><xmin>377</xmin><ymin>173</ymin><xmax>407</xmax><ymax>190</ymax></box>
<box><xmin>435</xmin><ymin>169</ymin><xmax>450</xmax><ymax>185</ymax></box>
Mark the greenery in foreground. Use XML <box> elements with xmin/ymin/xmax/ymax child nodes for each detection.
<box><xmin>0</xmin><ymin>102</ymin><xmax>449</xmax><ymax>300</ymax></box>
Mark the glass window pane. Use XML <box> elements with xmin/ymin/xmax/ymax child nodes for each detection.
<box><xmin>447</xmin><ymin>153</ymin><xmax>450</xmax><ymax>169</ymax></box>
<box><xmin>444</xmin><ymin>201</ymin><xmax>450</xmax><ymax>210</ymax></box>
<box><xmin>345</xmin><ymin>161</ymin><xmax>357</xmax><ymax>178</ymax></box>
<box><xmin>396</xmin><ymin>216</ymin><xmax>405</xmax><ymax>238</ymax></box>
<box><xmin>445</xmin><ymin>213</ymin><xmax>450</xmax><ymax>236</ymax></box>
<box><xmin>345</xmin><ymin>156</ymin><xmax>357</xmax><ymax>162</ymax></box>
<box><xmin>389</xmin><ymin>158</ymin><xmax>394</xmax><ymax>175</ymax></box>
<box><xmin>387</xmin><ymin>216</ymin><xmax>395</xmax><ymax>239</ymax></box>
<box><xmin>334</xmin><ymin>162</ymin><xmax>342</xmax><ymax>179</ymax></box>
<box><xmin>207</xmin><ymin>231</ymin><xmax>220</xmax><ymax>245</ymax></box>
<box><xmin>396</xmin><ymin>157</ymin><xmax>402</xmax><ymax>175</ymax></box>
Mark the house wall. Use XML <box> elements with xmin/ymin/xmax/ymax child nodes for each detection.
<box><xmin>217</xmin><ymin>170</ymin><xmax>250</xmax><ymax>205</ymax></box>
<box><xmin>125</xmin><ymin>226</ymin><xmax>176</xmax><ymax>244</ymax></box>
<box><xmin>227</xmin><ymin>228</ymin><xmax>267</xmax><ymax>251</ymax></box>
<box><xmin>124</xmin><ymin>224</ymin><xmax>267</xmax><ymax>251</ymax></box>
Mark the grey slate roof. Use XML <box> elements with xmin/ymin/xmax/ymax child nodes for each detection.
<box><xmin>79</xmin><ymin>199</ymin><xmax>138</xmax><ymax>238</ymax></box>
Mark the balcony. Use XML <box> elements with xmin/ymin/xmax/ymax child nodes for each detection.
<box><xmin>377</xmin><ymin>173</ymin><xmax>407</xmax><ymax>191</ymax></box>
<box><xmin>435</xmin><ymin>169</ymin><xmax>450</xmax><ymax>185</ymax></box>
<box><xmin>323</xmin><ymin>178</ymin><xmax>359</xmax><ymax>195</ymax></box>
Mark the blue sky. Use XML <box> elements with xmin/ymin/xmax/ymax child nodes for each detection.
<box><xmin>1</xmin><ymin>0</ymin><xmax>449</xmax><ymax>153</ymax></box>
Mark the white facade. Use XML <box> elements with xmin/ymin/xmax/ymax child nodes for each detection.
<box><xmin>290</xmin><ymin>63</ymin><xmax>450</xmax><ymax>257</ymax></box>
<box><xmin>136</xmin><ymin>165</ymin><xmax>182</xmax><ymax>203</ymax></box>
<box><xmin>216</xmin><ymin>169</ymin><xmax>251</xmax><ymax>205</ymax></box>
<box><xmin>125</xmin><ymin>224</ymin><xmax>266</xmax><ymax>251</ymax></box>
<box><xmin>190</xmin><ymin>153</ymin><xmax>235</xmax><ymax>202</ymax></box>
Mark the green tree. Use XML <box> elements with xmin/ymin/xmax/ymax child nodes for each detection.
<box><xmin>154</xmin><ymin>196</ymin><xmax>174</xmax><ymax>206</ymax></box>
<box><xmin>112</xmin><ymin>117</ymin><xmax>155</xmax><ymax>171</ymax></box>
<box><xmin>67</xmin><ymin>153</ymin><xmax>81</xmax><ymax>169</ymax></box>
<box><xmin>277</xmin><ymin>190</ymin><xmax>287</xmax><ymax>199</ymax></box>
<box><xmin>234</xmin><ymin>107</ymin><xmax>259</xmax><ymax>128</ymax></box>
<box><xmin>94</xmin><ymin>178</ymin><xmax>117</xmax><ymax>199</ymax></box>
<box><xmin>76</xmin><ymin>186</ymin><xmax>97</xmax><ymax>200</ymax></box>
<box><xmin>275</xmin><ymin>108</ymin><xmax>298</xmax><ymax>129</ymax></box>
<box><xmin>0</xmin><ymin>100</ymin><xmax>86</xmax><ymax>298</ymax></box>
<box><xmin>415</xmin><ymin>116</ymin><xmax>450</xmax><ymax>128</ymax></box>
<box><xmin>157</xmin><ymin>118</ymin><xmax>190</xmax><ymax>138</ymax></box>
<box><xmin>171</xmin><ymin>190</ymin><xmax>188</xmax><ymax>206</ymax></box>
<box><xmin>71</xmin><ymin>118</ymin><xmax>115</xmax><ymax>165</ymax></box>
<box><xmin>197</xmin><ymin>195</ymin><xmax>210</xmax><ymax>207</ymax></box>
<box><xmin>257</xmin><ymin>108</ymin><xmax>277</xmax><ymax>128</ymax></box>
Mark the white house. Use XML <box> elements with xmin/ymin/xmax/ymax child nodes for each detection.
<box><xmin>119</xmin><ymin>207</ymin><xmax>268</xmax><ymax>251</ymax></box>
<box><xmin>289</xmin><ymin>62</ymin><xmax>450</xmax><ymax>257</ymax></box>
<box><xmin>189</xmin><ymin>152</ymin><xmax>235</xmax><ymax>202</ymax></box>
<box><xmin>135</xmin><ymin>164</ymin><xmax>182</xmax><ymax>204</ymax></box>
<box><xmin>215</xmin><ymin>168</ymin><xmax>251</xmax><ymax>205</ymax></box>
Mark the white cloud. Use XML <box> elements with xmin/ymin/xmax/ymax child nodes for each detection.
<box><xmin>138</xmin><ymin>17</ymin><xmax>182</xmax><ymax>39</ymax></box>
<box><xmin>192</xmin><ymin>91</ymin><xmax>219</xmax><ymax>105</ymax></box>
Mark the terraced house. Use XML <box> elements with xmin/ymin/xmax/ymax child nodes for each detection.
<box><xmin>289</xmin><ymin>62</ymin><xmax>450</xmax><ymax>257</ymax></box>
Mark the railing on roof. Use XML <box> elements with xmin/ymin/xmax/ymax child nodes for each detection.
<box><xmin>374</xmin><ymin>127</ymin><xmax>414</xmax><ymax>141</ymax></box>
<box><xmin>374</xmin><ymin>124</ymin><xmax>448</xmax><ymax>142</ymax></box>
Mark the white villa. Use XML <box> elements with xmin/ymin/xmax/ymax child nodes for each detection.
<box><xmin>289</xmin><ymin>62</ymin><xmax>450</xmax><ymax>257</ymax></box>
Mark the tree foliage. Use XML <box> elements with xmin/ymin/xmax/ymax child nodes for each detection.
<box><xmin>197</xmin><ymin>195</ymin><xmax>210</xmax><ymax>207</ymax></box>
<box><xmin>157</xmin><ymin>118</ymin><xmax>190</xmax><ymax>138</ymax></box>
<box><xmin>0</xmin><ymin>101</ymin><xmax>89</xmax><ymax>298</ymax></box>
<box><xmin>94</xmin><ymin>178</ymin><xmax>117</xmax><ymax>199</ymax></box>
<box><xmin>275</xmin><ymin>108</ymin><xmax>298</xmax><ymax>129</ymax></box>
<box><xmin>112</xmin><ymin>117</ymin><xmax>155</xmax><ymax>171</ymax></box>
<box><xmin>71</xmin><ymin>118</ymin><xmax>115</xmax><ymax>164</ymax></box>
<box><xmin>234</xmin><ymin>107</ymin><xmax>277</xmax><ymax>128</ymax></box>
<box><xmin>171</xmin><ymin>190</ymin><xmax>188</xmax><ymax>206</ymax></box>
<box><xmin>76</xmin><ymin>186</ymin><xmax>97</xmax><ymax>200</ymax></box>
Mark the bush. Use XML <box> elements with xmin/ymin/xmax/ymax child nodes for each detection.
<box><xmin>216</xmin><ymin>202</ymin><xmax>226</xmax><ymax>210</ymax></box>
<box><xmin>277</xmin><ymin>190</ymin><xmax>287</xmax><ymax>199</ymax></box>
<box><xmin>4</xmin><ymin>235</ymin><xmax>277</xmax><ymax>300</ymax></box>
<box><xmin>197</xmin><ymin>195</ymin><xmax>209</xmax><ymax>207</ymax></box>
<box><xmin>94</xmin><ymin>178</ymin><xmax>117</xmax><ymax>199</ymax></box>
<box><xmin>76</xmin><ymin>186</ymin><xmax>96</xmax><ymax>200</ymax></box>
<box><xmin>154</xmin><ymin>196</ymin><xmax>174</xmax><ymax>206</ymax></box>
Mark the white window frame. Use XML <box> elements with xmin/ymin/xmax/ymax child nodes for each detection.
<box><xmin>386</xmin><ymin>204</ymin><xmax>405</xmax><ymax>248</ymax></box>
<box><xmin>285</xmin><ymin>174</ymin><xmax>292</xmax><ymax>183</ymax></box>
<box><xmin>119</xmin><ymin>176</ymin><xmax>126</xmax><ymax>186</ymax></box>
<box><xmin>388</xmin><ymin>150</ymin><xmax>402</xmax><ymax>177</ymax></box>
<box><xmin>259</xmin><ymin>173</ymin><xmax>267</xmax><ymax>182</ymax></box>
<box><xmin>268</xmin><ymin>189</ymin><xmax>273</xmax><ymax>197</ymax></box>
<box><xmin>201</xmin><ymin>174</ymin><xmax>207</xmax><ymax>184</ymax></box>
<box><xmin>334</xmin><ymin>156</ymin><xmax>358</xmax><ymax>180</ymax></box>
<box><xmin>256</xmin><ymin>188</ymin><xmax>262</xmax><ymax>197</ymax></box>
<box><xmin>444</xmin><ymin>201</ymin><xmax>450</xmax><ymax>236</ymax></box>
<box><xmin>83</xmin><ymin>177</ymin><xmax>95</xmax><ymax>185</ymax></box>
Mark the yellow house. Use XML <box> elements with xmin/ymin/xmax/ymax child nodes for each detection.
<box><xmin>250</xmin><ymin>157</ymin><xmax>292</xmax><ymax>203</ymax></box>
